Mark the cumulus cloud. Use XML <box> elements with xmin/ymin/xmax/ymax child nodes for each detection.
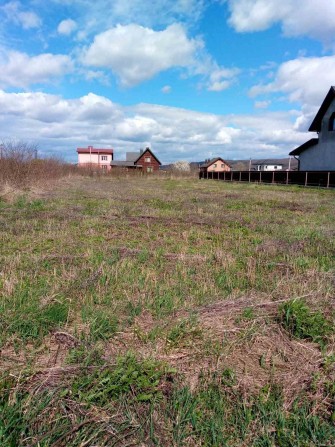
<box><xmin>82</xmin><ymin>23</ymin><xmax>201</xmax><ymax>87</ymax></box>
<box><xmin>57</xmin><ymin>19</ymin><xmax>77</xmax><ymax>35</ymax></box>
<box><xmin>207</xmin><ymin>67</ymin><xmax>240</xmax><ymax>91</ymax></box>
<box><xmin>226</xmin><ymin>0</ymin><xmax>335</xmax><ymax>43</ymax></box>
<box><xmin>83</xmin><ymin>24</ymin><xmax>202</xmax><ymax>87</ymax></box>
<box><xmin>0</xmin><ymin>50</ymin><xmax>73</xmax><ymax>88</ymax></box>
<box><xmin>0</xmin><ymin>89</ymin><xmax>307</xmax><ymax>162</ymax></box>
<box><xmin>1</xmin><ymin>1</ymin><xmax>41</xmax><ymax>29</ymax></box>
<box><xmin>249</xmin><ymin>55</ymin><xmax>335</xmax><ymax>130</ymax></box>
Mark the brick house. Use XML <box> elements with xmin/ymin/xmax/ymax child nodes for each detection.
<box><xmin>199</xmin><ymin>157</ymin><xmax>231</xmax><ymax>174</ymax></box>
<box><xmin>110</xmin><ymin>147</ymin><xmax>161</xmax><ymax>172</ymax></box>
<box><xmin>77</xmin><ymin>146</ymin><xmax>114</xmax><ymax>171</ymax></box>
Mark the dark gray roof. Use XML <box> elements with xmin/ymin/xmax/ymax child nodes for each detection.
<box><xmin>252</xmin><ymin>159</ymin><xmax>284</xmax><ymax>166</ymax></box>
<box><xmin>110</xmin><ymin>161</ymin><xmax>136</xmax><ymax>167</ymax></box>
<box><xmin>289</xmin><ymin>138</ymin><xmax>319</xmax><ymax>156</ymax></box>
<box><xmin>309</xmin><ymin>86</ymin><xmax>335</xmax><ymax>132</ymax></box>
<box><xmin>126</xmin><ymin>152</ymin><xmax>141</xmax><ymax>161</ymax></box>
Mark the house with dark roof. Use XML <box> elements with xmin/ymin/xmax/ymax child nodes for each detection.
<box><xmin>199</xmin><ymin>157</ymin><xmax>231</xmax><ymax>174</ymax></box>
<box><xmin>110</xmin><ymin>147</ymin><xmax>161</xmax><ymax>172</ymax></box>
<box><xmin>290</xmin><ymin>86</ymin><xmax>335</xmax><ymax>170</ymax></box>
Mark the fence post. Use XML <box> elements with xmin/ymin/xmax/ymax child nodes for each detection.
<box><xmin>305</xmin><ymin>171</ymin><xmax>308</xmax><ymax>187</ymax></box>
<box><xmin>224</xmin><ymin>171</ymin><xmax>226</xmax><ymax>181</ymax></box>
<box><xmin>231</xmin><ymin>171</ymin><xmax>233</xmax><ymax>182</ymax></box>
<box><xmin>327</xmin><ymin>172</ymin><xmax>330</xmax><ymax>188</ymax></box>
<box><xmin>260</xmin><ymin>171</ymin><xmax>262</xmax><ymax>183</ymax></box>
<box><xmin>286</xmin><ymin>171</ymin><xmax>289</xmax><ymax>185</ymax></box>
<box><xmin>249</xmin><ymin>171</ymin><xmax>250</xmax><ymax>183</ymax></box>
<box><xmin>239</xmin><ymin>171</ymin><xmax>241</xmax><ymax>182</ymax></box>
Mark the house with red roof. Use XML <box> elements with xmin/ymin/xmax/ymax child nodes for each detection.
<box><xmin>199</xmin><ymin>157</ymin><xmax>231</xmax><ymax>174</ymax></box>
<box><xmin>77</xmin><ymin>146</ymin><xmax>114</xmax><ymax>171</ymax></box>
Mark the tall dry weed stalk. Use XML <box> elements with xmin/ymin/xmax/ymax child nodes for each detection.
<box><xmin>0</xmin><ymin>141</ymin><xmax>77</xmax><ymax>189</ymax></box>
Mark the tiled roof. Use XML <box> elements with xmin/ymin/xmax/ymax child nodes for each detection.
<box><xmin>77</xmin><ymin>148</ymin><xmax>113</xmax><ymax>154</ymax></box>
<box><xmin>200</xmin><ymin>157</ymin><xmax>231</xmax><ymax>168</ymax></box>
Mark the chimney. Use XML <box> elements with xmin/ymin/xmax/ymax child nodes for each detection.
<box><xmin>140</xmin><ymin>149</ymin><xmax>144</xmax><ymax>154</ymax></box>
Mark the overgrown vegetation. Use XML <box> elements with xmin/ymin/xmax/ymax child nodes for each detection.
<box><xmin>0</xmin><ymin>175</ymin><xmax>334</xmax><ymax>445</ymax></box>
<box><xmin>0</xmin><ymin>140</ymin><xmax>77</xmax><ymax>188</ymax></box>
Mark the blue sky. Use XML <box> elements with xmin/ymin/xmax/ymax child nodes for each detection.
<box><xmin>1</xmin><ymin>0</ymin><xmax>335</xmax><ymax>163</ymax></box>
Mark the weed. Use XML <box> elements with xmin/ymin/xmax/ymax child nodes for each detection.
<box><xmin>73</xmin><ymin>353</ymin><xmax>171</xmax><ymax>403</ymax></box>
<box><xmin>279</xmin><ymin>299</ymin><xmax>331</xmax><ymax>347</ymax></box>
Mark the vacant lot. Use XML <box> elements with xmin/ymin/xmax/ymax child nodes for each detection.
<box><xmin>1</xmin><ymin>176</ymin><xmax>334</xmax><ymax>446</ymax></box>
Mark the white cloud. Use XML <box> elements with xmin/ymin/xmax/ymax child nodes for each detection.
<box><xmin>0</xmin><ymin>50</ymin><xmax>73</xmax><ymax>88</ymax></box>
<box><xmin>161</xmin><ymin>85</ymin><xmax>171</xmax><ymax>94</ymax></box>
<box><xmin>254</xmin><ymin>100</ymin><xmax>270</xmax><ymax>109</ymax></box>
<box><xmin>1</xmin><ymin>1</ymin><xmax>41</xmax><ymax>29</ymax></box>
<box><xmin>207</xmin><ymin>67</ymin><xmax>240</xmax><ymax>91</ymax></box>
<box><xmin>249</xmin><ymin>55</ymin><xmax>335</xmax><ymax>130</ymax></box>
<box><xmin>58</xmin><ymin>19</ymin><xmax>77</xmax><ymax>35</ymax></box>
<box><xmin>226</xmin><ymin>0</ymin><xmax>335</xmax><ymax>44</ymax></box>
<box><xmin>0</xmin><ymin>89</ymin><xmax>307</xmax><ymax>162</ymax></box>
<box><xmin>82</xmin><ymin>23</ymin><xmax>201</xmax><ymax>87</ymax></box>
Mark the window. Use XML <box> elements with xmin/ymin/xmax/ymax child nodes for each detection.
<box><xmin>147</xmin><ymin>166</ymin><xmax>153</xmax><ymax>173</ymax></box>
<box><xmin>145</xmin><ymin>156</ymin><xmax>151</xmax><ymax>163</ymax></box>
<box><xmin>274</xmin><ymin>166</ymin><xmax>277</xmax><ymax>169</ymax></box>
<box><xmin>213</xmin><ymin>164</ymin><xmax>217</xmax><ymax>168</ymax></box>
<box><xmin>221</xmin><ymin>164</ymin><xmax>224</xmax><ymax>168</ymax></box>
<box><xmin>101</xmin><ymin>165</ymin><xmax>107</xmax><ymax>170</ymax></box>
<box><xmin>101</xmin><ymin>155</ymin><xmax>108</xmax><ymax>161</ymax></box>
<box><xmin>328</xmin><ymin>112</ymin><xmax>335</xmax><ymax>131</ymax></box>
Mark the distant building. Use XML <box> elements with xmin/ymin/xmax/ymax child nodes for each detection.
<box><xmin>110</xmin><ymin>147</ymin><xmax>161</xmax><ymax>172</ymax></box>
<box><xmin>77</xmin><ymin>146</ymin><xmax>113</xmax><ymax>171</ymax></box>
<box><xmin>253</xmin><ymin>161</ymin><xmax>283</xmax><ymax>171</ymax></box>
<box><xmin>199</xmin><ymin>157</ymin><xmax>231</xmax><ymax>174</ymax></box>
<box><xmin>290</xmin><ymin>86</ymin><xmax>335</xmax><ymax>170</ymax></box>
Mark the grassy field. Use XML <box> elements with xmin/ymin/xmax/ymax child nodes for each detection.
<box><xmin>0</xmin><ymin>175</ymin><xmax>334</xmax><ymax>446</ymax></box>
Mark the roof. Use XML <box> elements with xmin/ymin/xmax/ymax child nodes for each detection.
<box><xmin>289</xmin><ymin>138</ymin><xmax>319</xmax><ymax>156</ymax></box>
<box><xmin>134</xmin><ymin>148</ymin><xmax>162</xmax><ymax>165</ymax></box>
<box><xmin>252</xmin><ymin>159</ymin><xmax>284</xmax><ymax>166</ymax></box>
<box><xmin>110</xmin><ymin>161</ymin><xmax>138</xmax><ymax>167</ymax></box>
<box><xmin>309</xmin><ymin>86</ymin><xmax>335</xmax><ymax>132</ymax></box>
<box><xmin>77</xmin><ymin>147</ymin><xmax>113</xmax><ymax>154</ymax></box>
<box><xmin>126</xmin><ymin>152</ymin><xmax>140</xmax><ymax>161</ymax></box>
<box><xmin>200</xmin><ymin>157</ymin><xmax>231</xmax><ymax>168</ymax></box>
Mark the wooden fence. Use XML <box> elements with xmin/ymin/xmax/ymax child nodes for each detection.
<box><xmin>199</xmin><ymin>170</ymin><xmax>335</xmax><ymax>188</ymax></box>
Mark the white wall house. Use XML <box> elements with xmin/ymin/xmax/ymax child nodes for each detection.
<box><xmin>256</xmin><ymin>164</ymin><xmax>283</xmax><ymax>171</ymax></box>
<box><xmin>77</xmin><ymin>146</ymin><xmax>113</xmax><ymax>171</ymax></box>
